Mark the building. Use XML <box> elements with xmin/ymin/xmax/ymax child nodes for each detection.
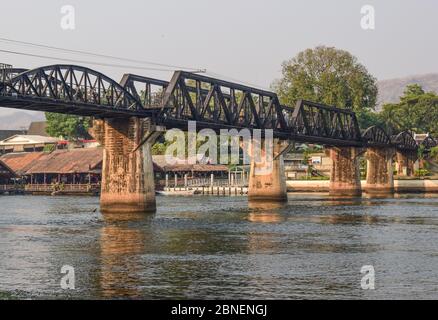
<box><xmin>57</xmin><ymin>139</ymin><xmax>100</xmax><ymax>149</ymax></box>
<box><xmin>0</xmin><ymin>159</ymin><xmax>17</xmax><ymax>184</ymax></box>
<box><xmin>152</xmin><ymin>155</ymin><xmax>229</xmax><ymax>176</ymax></box>
<box><xmin>0</xmin><ymin>135</ymin><xmax>60</xmax><ymax>154</ymax></box>
<box><xmin>27</xmin><ymin>121</ymin><xmax>48</xmax><ymax>137</ymax></box>
<box><xmin>284</xmin><ymin>152</ymin><xmax>331</xmax><ymax>179</ymax></box>
<box><xmin>0</xmin><ymin>152</ymin><xmax>44</xmax><ymax>176</ymax></box>
<box><xmin>0</xmin><ymin>129</ymin><xmax>27</xmax><ymax>141</ymax></box>
<box><xmin>29</xmin><ymin>148</ymin><xmax>101</xmax><ymax>184</ymax></box>
<box><xmin>0</xmin><ymin>148</ymin><xmax>102</xmax><ymax>183</ymax></box>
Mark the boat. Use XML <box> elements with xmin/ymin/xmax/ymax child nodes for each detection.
<box><xmin>156</xmin><ymin>189</ymin><xmax>199</xmax><ymax>196</ymax></box>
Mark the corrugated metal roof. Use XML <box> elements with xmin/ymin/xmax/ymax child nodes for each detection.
<box><xmin>0</xmin><ymin>148</ymin><xmax>165</xmax><ymax>175</ymax></box>
<box><xmin>0</xmin><ymin>159</ymin><xmax>17</xmax><ymax>178</ymax></box>
<box><xmin>0</xmin><ymin>152</ymin><xmax>45</xmax><ymax>175</ymax></box>
<box><xmin>26</xmin><ymin>148</ymin><xmax>103</xmax><ymax>174</ymax></box>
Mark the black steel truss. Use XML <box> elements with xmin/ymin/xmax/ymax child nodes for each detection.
<box><xmin>0</xmin><ymin>65</ymin><xmax>149</xmax><ymax>117</ymax></box>
<box><xmin>157</xmin><ymin>71</ymin><xmax>363</xmax><ymax>146</ymax></box>
<box><xmin>0</xmin><ymin>64</ymin><xmax>436</xmax><ymax>151</ymax></box>
<box><xmin>391</xmin><ymin>131</ymin><xmax>418</xmax><ymax>152</ymax></box>
<box><xmin>420</xmin><ymin>135</ymin><xmax>437</xmax><ymax>149</ymax></box>
<box><xmin>362</xmin><ymin>125</ymin><xmax>391</xmax><ymax>148</ymax></box>
<box><xmin>120</xmin><ymin>73</ymin><xmax>168</xmax><ymax>109</ymax></box>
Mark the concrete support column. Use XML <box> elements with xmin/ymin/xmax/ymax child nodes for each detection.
<box><xmin>91</xmin><ymin>117</ymin><xmax>159</xmax><ymax>214</ymax></box>
<box><xmin>329</xmin><ymin>147</ymin><xmax>362</xmax><ymax>197</ymax></box>
<box><xmin>248</xmin><ymin>139</ymin><xmax>288</xmax><ymax>202</ymax></box>
<box><xmin>365</xmin><ymin>147</ymin><xmax>395</xmax><ymax>195</ymax></box>
<box><xmin>396</xmin><ymin>151</ymin><xmax>415</xmax><ymax>177</ymax></box>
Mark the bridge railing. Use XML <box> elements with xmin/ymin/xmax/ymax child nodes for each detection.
<box><xmin>25</xmin><ymin>184</ymin><xmax>100</xmax><ymax>193</ymax></box>
<box><xmin>0</xmin><ymin>184</ymin><xmax>24</xmax><ymax>192</ymax></box>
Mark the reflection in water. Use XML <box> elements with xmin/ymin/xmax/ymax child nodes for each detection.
<box><xmin>2</xmin><ymin>194</ymin><xmax>438</xmax><ymax>299</ymax></box>
<box><xmin>363</xmin><ymin>193</ymin><xmax>395</xmax><ymax>200</ymax></box>
<box><xmin>247</xmin><ymin>201</ymin><xmax>287</xmax><ymax>223</ymax></box>
<box><xmin>305</xmin><ymin>213</ymin><xmax>380</xmax><ymax>225</ymax></box>
<box><xmin>99</xmin><ymin>213</ymin><xmax>152</xmax><ymax>298</ymax></box>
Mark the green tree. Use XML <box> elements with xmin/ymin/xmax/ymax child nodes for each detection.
<box><xmin>379</xmin><ymin>84</ymin><xmax>438</xmax><ymax>135</ymax></box>
<box><xmin>45</xmin><ymin>113</ymin><xmax>90</xmax><ymax>140</ymax></box>
<box><xmin>273</xmin><ymin>46</ymin><xmax>378</xmax><ymax>127</ymax></box>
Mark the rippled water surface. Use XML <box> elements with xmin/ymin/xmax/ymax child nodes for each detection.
<box><xmin>1</xmin><ymin>193</ymin><xmax>438</xmax><ymax>299</ymax></box>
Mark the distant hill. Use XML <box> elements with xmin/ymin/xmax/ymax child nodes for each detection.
<box><xmin>0</xmin><ymin>111</ymin><xmax>45</xmax><ymax>130</ymax></box>
<box><xmin>377</xmin><ymin>73</ymin><xmax>438</xmax><ymax>110</ymax></box>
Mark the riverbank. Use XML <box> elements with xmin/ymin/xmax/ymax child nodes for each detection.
<box><xmin>286</xmin><ymin>179</ymin><xmax>438</xmax><ymax>193</ymax></box>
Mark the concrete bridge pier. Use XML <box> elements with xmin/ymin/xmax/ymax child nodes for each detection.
<box><xmin>365</xmin><ymin>147</ymin><xmax>395</xmax><ymax>195</ymax></box>
<box><xmin>328</xmin><ymin>147</ymin><xmax>362</xmax><ymax>197</ymax></box>
<box><xmin>247</xmin><ymin>139</ymin><xmax>291</xmax><ymax>202</ymax></box>
<box><xmin>396</xmin><ymin>151</ymin><xmax>416</xmax><ymax>177</ymax></box>
<box><xmin>90</xmin><ymin>117</ymin><xmax>163</xmax><ymax>214</ymax></box>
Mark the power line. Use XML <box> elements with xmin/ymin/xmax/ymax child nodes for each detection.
<box><xmin>0</xmin><ymin>37</ymin><xmax>271</xmax><ymax>90</ymax></box>
<box><xmin>0</xmin><ymin>36</ymin><xmax>203</xmax><ymax>71</ymax></box>
<box><xmin>206</xmin><ymin>70</ymin><xmax>272</xmax><ymax>92</ymax></box>
<box><xmin>0</xmin><ymin>49</ymin><xmax>186</xmax><ymax>72</ymax></box>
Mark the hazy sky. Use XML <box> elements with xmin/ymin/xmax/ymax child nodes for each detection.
<box><xmin>0</xmin><ymin>0</ymin><xmax>437</xmax><ymax>115</ymax></box>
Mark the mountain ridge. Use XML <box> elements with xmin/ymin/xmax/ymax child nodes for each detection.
<box><xmin>377</xmin><ymin>73</ymin><xmax>438</xmax><ymax>109</ymax></box>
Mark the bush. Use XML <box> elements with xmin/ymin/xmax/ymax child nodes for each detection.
<box><xmin>415</xmin><ymin>169</ymin><xmax>430</xmax><ymax>178</ymax></box>
<box><xmin>43</xmin><ymin>144</ymin><xmax>56</xmax><ymax>153</ymax></box>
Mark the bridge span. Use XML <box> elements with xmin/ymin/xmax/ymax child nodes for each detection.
<box><xmin>1</xmin><ymin>64</ymin><xmax>436</xmax><ymax>213</ymax></box>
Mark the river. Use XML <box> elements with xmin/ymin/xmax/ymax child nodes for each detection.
<box><xmin>1</xmin><ymin>194</ymin><xmax>438</xmax><ymax>299</ymax></box>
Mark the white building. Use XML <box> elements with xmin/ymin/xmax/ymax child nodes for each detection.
<box><xmin>0</xmin><ymin>135</ymin><xmax>60</xmax><ymax>154</ymax></box>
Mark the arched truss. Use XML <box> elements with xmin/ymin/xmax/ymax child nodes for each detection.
<box><xmin>420</xmin><ymin>135</ymin><xmax>438</xmax><ymax>149</ymax></box>
<box><xmin>0</xmin><ymin>65</ymin><xmax>145</xmax><ymax>117</ymax></box>
<box><xmin>362</xmin><ymin>125</ymin><xmax>391</xmax><ymax>147</ymax></box>
<box><xmin>391</xmin><ymin>131</ymin><xmax>418</xmax><ymax>152</ymax></box>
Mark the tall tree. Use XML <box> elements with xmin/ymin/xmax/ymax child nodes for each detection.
<box><xmin>380</xmin><ymin>84</ymin><xmax>438</xmax><ymax>135</ymax></box>
<box><xmin>273</xmin><ymin>46</ymin><xmax>378</xmax><ymax>125</ymax></box>
<box><xmin>45</xmin><ymin>113</ymin><xmax>90</xmax><ymax>140</ymax></box>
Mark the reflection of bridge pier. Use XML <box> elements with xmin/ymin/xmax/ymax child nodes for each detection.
<box><xmin>99</xmin><ymin>213</ymin><xmax>152</xmax><ymax>298</ymax></box>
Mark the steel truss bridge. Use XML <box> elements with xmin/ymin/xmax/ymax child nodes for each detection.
<box><xmin>0</xmin><ymin>64</ymin><xmax>436</xmax><ymax>152</ymax></box>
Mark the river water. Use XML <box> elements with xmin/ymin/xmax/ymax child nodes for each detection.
<box><xmin>1</xmin><ymin>193</ymin><xmax>438</xmax><ymax>299</ymax></box>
